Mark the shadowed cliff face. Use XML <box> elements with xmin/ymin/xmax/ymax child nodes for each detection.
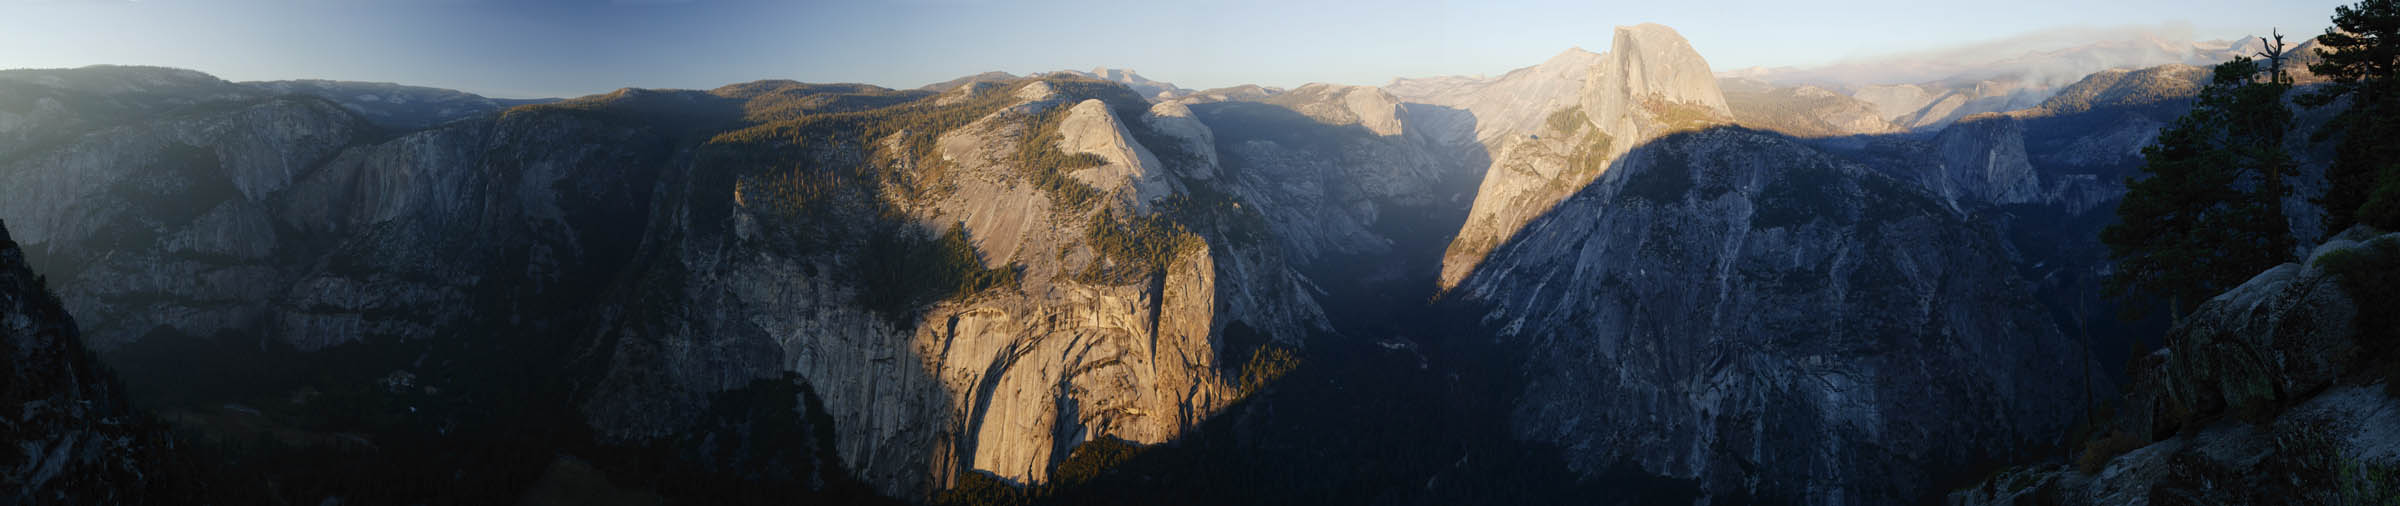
<box><xmin>0</xmin><ymin>219</ymin><xmax>169</xmax><ymax>503</ymax></box>
<box><xmin>1422</xmin><ymin>57</ymin><xmax>2296</xmax><ymax>504</ymax></box>
<box><xmin>1451</xmin><ymin>127</ymin><xmax>2091</xmax><ymax>505</ymax></box>
<box><xmin>1183</xmin><ymin>91</ymin><xmax>1477</xmax><ymax>268</ymax></box>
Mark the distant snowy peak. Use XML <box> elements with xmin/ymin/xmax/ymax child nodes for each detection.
<box><xmin>1065</xmin><ymin>67</ymin><xmax>1193</xmax><ymax>101</ymax></box>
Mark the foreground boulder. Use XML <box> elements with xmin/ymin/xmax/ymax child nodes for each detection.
<box><xmin>1953</xmin><ymin>227</ymin><xmax>2400</xmax><ymax>506</ymax></box>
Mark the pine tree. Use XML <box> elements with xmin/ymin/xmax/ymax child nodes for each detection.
<box><xmin>2301</xmin><ymin>0</ymin><xmax>2400</xmax><ymax>232</ymax></box>
<box><xmin>2103</xmin><ymin>97</ymin><xmax>2247</xmax><ymax>318</ymax></box>
<box><xmin>2238</xmin><ymin>32</ymin><xmax>2300</xmax><ymax>258</ymax></box>
<box><xmin>2103</xmin><ymin>47</ymin><xmax>2299</xmax><ymax>319</ymax></box>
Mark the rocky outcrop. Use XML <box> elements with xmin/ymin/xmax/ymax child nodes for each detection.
<box><xmin>1457</xmin><ymin>128</ymin><xmax>2089</xmax><ymax>505</ymax></box>
<box><xmin>1952</xmin><ymin>228</ymin><xmax>2400</xmax><ymax>506</ymax></box>
<box><xmin>1140</xmin><ymin>101</ymin><xmax>1218</xmax><ymax>179</ymax></box>
<box><xmin>1</xmin><ymin>219</ymin><xmax>167</xmax><ymax>504</ymax></box>
<box><xmin>1055</xmin><ymin>99</ymin><xmax>1179</xmax><ymax>212</ymax></box>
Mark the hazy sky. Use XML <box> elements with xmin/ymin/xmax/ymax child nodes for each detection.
<box><xmin>0</xmin><ymin>0</ymin><xmax>2353</xmax><ymax>98</ymax></box>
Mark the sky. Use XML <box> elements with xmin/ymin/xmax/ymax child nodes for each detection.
<box><xmin>0</xmin><ymin>0</ymin><xmax>2355</xmax><ymax>98</ymax></box>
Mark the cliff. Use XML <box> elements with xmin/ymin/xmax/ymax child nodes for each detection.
<box><xmin>1441</xmin><ymin>23</ymin><xmax>1734</xmax><ymax>288</ymax></box>
<box><xmin>1456</xmin><ymin>128</ymin><xmax>2089</xmax><ymax>504</ymax></box>
<box><xmin>0</xmin><ymin>219</ymin><xmax>169</xmax><ymax>503</ymax></box>
<box><xmin>0</xmin><ymin>69</ymin><xmax>1325</xmax><ymax>501</ymax></box>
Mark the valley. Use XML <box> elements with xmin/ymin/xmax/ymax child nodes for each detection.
<box><xmin>5</xmin><ymin>7</ymin><xmax>2398</xmax><ymax>505</ymax></box>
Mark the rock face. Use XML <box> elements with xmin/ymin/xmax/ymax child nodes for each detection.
<box><xmin>0</xmin><ymin>90</ymin><xmax>376</xmax><ymax>350</ymax></box>
<box><xmin>1455</xmin><ymin>128</ymin><xmax>2088</xmax><ymax>505</ymax></box>
<box><xmin>1440</xmin><ymin>23</ymin><xmax>1734</xmax><ymax>288</ymax></box>
<box><xmin>0</xmin><ymin>219</ymin><xmax>166</xmax><ymax>504</ymax></box>
<box><xmin>1141</xmin><ymin>101</ymin><xmax>1218</xmax><ymax>179</ymax></box>
<box><xmin>1930</xmin><ymin>114</ymin><xmax>2042</xmax><ymax>206</ymax></box>
<box><xmin>1581</xmin><ymin>23</ymin><xmax>1732</xmax><ymax>137</ymax></box>
<box><xmin>1952</xmin><ymin>228</ymin><xmax>2400</xmax><ymax>506</ymax></box>
<box><xmin>673</xmin><ymin>83</ymin><xmax>1320</xmax><ymax>494</ymax></box>
<box><xmin>1056</xmin><ymin>99</ymin><xmax>1180</xmax><ymax>212</ymax></box>
<box><xmin>0</xmin><ymin>69</ymin><xmax>1326</xmax><ymax>500</ymax></box>
<box><xmin>1418</xmin><ymin>52</ymin><xmax>2109</xmax><ymax>506</ymax></box>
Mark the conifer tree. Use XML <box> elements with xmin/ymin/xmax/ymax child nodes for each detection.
<box><xmin>2301</xmin><ymin>0</ymin><xmax>2400</xmax><ymax>232</ymax></box>
<box><xmin>2103</xmin><ymin>43</ymin><xmax>2300</xmax><ymax>319</ymax></box>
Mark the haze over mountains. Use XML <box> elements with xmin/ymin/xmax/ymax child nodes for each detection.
<box><xmin>2</xmin><ymin>13</ymin><xmax>2394</xmax><ymax>506</ymax></box>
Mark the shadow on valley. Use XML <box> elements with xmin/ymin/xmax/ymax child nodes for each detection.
<box><xmin>1799</xmin><ymin>94</ymin><xmax>2227</xmax><ymax>374</ymax></box>
<box><xmin>923</xmin><ymin>101</ymin><xmax>1706</xmax><ymax>506</ymax></box>
<box><xmin>1186</xmin><ymin>98</ymin><xmax>1494</xmax><ymax>330</ymax></box>
<box><xmin>988</xmin><ymin>121</ymin><xmax>2116</xmax><ymax>505</ymax></box>
<box><xmin>1379</xmin><ymin>124</ymin><xmax>2120</xmax><ymax>504</ymax></box>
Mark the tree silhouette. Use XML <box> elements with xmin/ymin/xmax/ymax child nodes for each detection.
<box><xmin>2103</xmin><ymin>45</ymin><xmax>2300</xmax><ymax>319</ymax></box>
<box><xmin>2301</xmin><ymin>0</ymin><xmax>2400</xmax><ymax>232</ymax></box>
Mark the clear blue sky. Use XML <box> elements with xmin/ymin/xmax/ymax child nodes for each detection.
<box><xmin>0</xmin><ymin>0</ymin><xmax>2351</xmax><ymax>98</ymax></box>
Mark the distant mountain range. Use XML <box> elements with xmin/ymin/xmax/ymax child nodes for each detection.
<box><xmin>1720</xmin><ymin>34</ymin><xmax>2268</xmax><ymax>88</ymax></box>
<box><xmin>917</xmin><ymin>68</ymin><xmax>1195</xmax><ymax>102</ymax></box>
<box><xmin>1712</xmin><ymin>33</ymin><xmax>2326</xmax><ymax>130</ymax></box>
